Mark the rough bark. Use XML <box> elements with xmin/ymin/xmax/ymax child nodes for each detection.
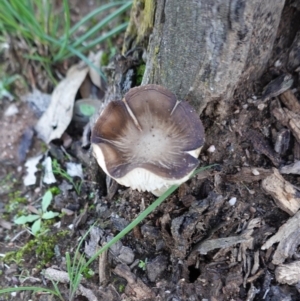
<box><xmin>142</xmin><ymin>0</ymin><xmax>285</xmax><ymax>113</ymax></box>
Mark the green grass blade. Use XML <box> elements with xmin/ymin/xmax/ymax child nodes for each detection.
<box><xmin>25</xmin><ymin>0</ymin><xmax>35</xmax><ymax>16</ymax></box>
<box><xmin>68</xmin><ymin>1</ymin><xmax>131</xmax><ymax>36</ymax></box>
<box><xmin>65</xmin><ymin>45</ymin><xmax>106</xmax><ymax>80</ymax></box>
<box><xmin>50</xmin><ymin>280</ymin><xmax>64</xmax><ymax>301</ymax></box>
<box><xmin>76</xmin><ymin>22</ymin><xmax>128</xmax><ymax>53</ymax></box>
<box><xmin>9</xmin><ymin>0</ymin><xmax>44</xmax><ymax>38</ymax></box>
<box><xmin>71</xmin><ymin>2</ymin><xmax>132</xmax><ymax>48</ymax></box>
<box><xmin>39</xmin><ymin>33</ymin><xmax>106</xmax><ymax>80</ymax></box>
<box><xmin>23</xmin><ymin>54</ymin><xmax>51</xmax><ymax>63</ymax></box>
<box><xmin>55</xmin><ymin>0</ymin><xmax>71</xmax><ymax>60</ymax></box>
<box><xmin>0</xmin><ymin>286</ymin><xmax>62</xmax><ymax>298</ymax></box>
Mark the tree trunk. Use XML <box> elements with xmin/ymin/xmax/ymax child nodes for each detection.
<box><xmin>127</xmin><ymin>0</ymin><xmax>286</xmax><ymax>113</ymax></box>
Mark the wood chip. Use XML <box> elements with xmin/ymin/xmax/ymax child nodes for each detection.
<box><xmin>279</xmin><ymin>89</ymin><xmax>300</xmax><ymax>114</ymax></box>
<box><xmin>261</xmin><ymin>210</ymin><xmax>300</xmax><ymax>264</ymax></box>
<box><xmin>280</xmin><ymin>161</ymin><xmax>300</xmax><ymax>175</ymax></box>
<box><xmin>114</xmin><ymin>264</ymin><xmax>155</xmax><ymax>300</ymax></box>
<box><xmin>275</xmin><ymin>261</ymin><xmax>300</xmax><ymax>285</ymax></box>
<box><xmin>244</xmin><ymin>130</ymin><xmax>280</xmax><ymax>166</ymax></box>
<box><xmin>273</xmin><ymin>107</ymin><xmax>300</xmax><ymax>144</ymax></box>
<box><xmin>288</xmin><ymin>31</ymin><xmax>300</xmax><ymax>71</ymax></box>
<box><xmin>261</xmin><ymin>168</ymin><xmax>300</xmax><ymax>215</ymax></box>
<box><xmin>261</xmin><ymin>73</ymin><xmax>293</xmax><ymax>101</ymax></box>
<box><xmin>274</xmin><ymin>128</ymin><xmax>290</xmax><ymax>154</ymax></box>
<box><xmin>196</xmin><ymin>218</ymin><xmax>260</xmax><ymax>255</ymax></box>
<box><xmin>195</xmin><ymin>236</ymin><xmax>249</xmax><ymax>255</ymax></box>
<box><xmin>294</xmin><ymin>140</ymin><xmax>300</xmax><ymax>161</ymax></box>
<box><xmin>226</xmin><ymin>167</ymin><xmax>273</xmax><ymax>183</ymax></box>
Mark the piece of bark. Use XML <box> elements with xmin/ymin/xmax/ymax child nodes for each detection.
<box><xmin>146</xmin><ymin>255</ymin><xmax>168</xmax><ymax>282</ymax></box>
<box><xmin>195</xmin><ymin>235</ymin><xmax>249</xmax><ymax>255</ymax></box>
<box><xmin>77</xmin><ymin>285</ymin><xmax>98</xmax><ymax>301</ymax></box>
<box><xmin>99</xmin><ymin>245</ymin><xmax>108</xmax><ymax>286</ymax></box>
<box><xmin>294</xmin><ymin>140</ymin><xmax>300</xmax><ymax>161</ymax></box>
<box><xmin>280</xmin><ymin>161</ymin><xmax>300</xmax><ymax>175</ymax></box>
<box><xmin>195</xmin><ymin>217</ymin><xmax>260</xmax><ymax>255</ymax></box>
<box><xmin>288</xmin><ymin>31</ymin><xmax>300</xmax><ymax>71</ymax></box>
<box><xmin>279</xmin><ymin>89</ymin><xmax>300</xmax><ymax>114</ymax></box>
<box><xmin>274</xmin><ymin>129</ymin><xmax>290</xmax><ymax>155</ymax></box>
<box><xmin>261</xmin><ymin>74</ymin><xmax>293</xmax><ymax>101</ymax></box>
<box><xmin>244</xmin><ymin>130</ymin><xmax>280</xmax><ymax>167</ymax></box>
<box><xmin>261</xmin><ymin>210</ymin><xmax>300</xmax><ymax>265</ymax></box>
<box><xmin>275</xmin><ymin>261</ymin><xmax>300</xmax><ymax>285</ymax></box>
<box><xmin>113</xmin><ymin>264</ymin><xmax>155</xmax><ymax>300</ymax></box>
<box><xmin>226</xmin><ymin>167</ymin><xmax>273</xmax><ymax>183</ymax></box>
<box><xmin>246</xmin><ymin>283</ymin><xmax>260</xmax><ymax>301</ymax></box>
<box><xmin>251</xmin><ymin>251</ymin><xmax>260</xmax><ymax>276</ymax></box>
<box><xmin>273</xmin><ymin>107</ymin><xmax>300</xmax><ymax>144</ymax></box>
<box><xmin>261</xmin><ymin>168</ymin><xmax>300</xmax><ymax>215</ymax></box>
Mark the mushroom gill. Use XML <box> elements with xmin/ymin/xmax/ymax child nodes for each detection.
<box><xmin>91</xmin><ymin>84</ymin><xmax>205</xmax><ymax>196</ymax></box>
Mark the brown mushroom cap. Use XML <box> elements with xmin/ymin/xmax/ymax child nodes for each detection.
<box><xmin>91</xmin><ymin>84</ymin><xmax>205</xmax><ymax>195</ymax></box>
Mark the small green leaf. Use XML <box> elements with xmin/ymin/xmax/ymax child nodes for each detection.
<box><xmin>79</xmin><ymin>104</ymin><xmax>95</xmax><ymax>116</ymax></box>
<box><xmin>42</xmin><ymin>190</ymin><xmax>53</xmax><ymax>212</ymax></box>
<box><xmin>15</xmin><ymin>214</ymin><xmax>40</xmax><ymax>224</ymax></box>
<box><xmin>42</xmin><ymin>211</ymin><xmax>59</xmax><ymax>219</ymax></box>
<box><xmin>31</xmin><ymin>219</ymin><xmax>41</xmax><ymax>235</ymax></box>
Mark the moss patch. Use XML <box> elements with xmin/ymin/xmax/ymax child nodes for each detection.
<box><xmin>123</xmin><ymin>0</ymin><xmax>155</xmax><ymax>53</ymax></box>
<box><xmin>3</xmin><ymin>230</ymin><xmax>70</xmax><ymax>269</ymax></box>
<box><xmin>136</xmin><ymin>64</ymin><xmax>146</xmax><ymax>85</ymax></box>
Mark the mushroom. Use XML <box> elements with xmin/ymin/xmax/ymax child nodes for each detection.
<box><xmin>91</xmin><ymin>84</ymin><xmax>205</xmax><ymax>196</ymax></box>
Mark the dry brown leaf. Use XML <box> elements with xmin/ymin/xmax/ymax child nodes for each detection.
<box><xmin>88</xmin><ymin>51</ymin><xmax>106</xmax><ymax>89</ymax></box>
<box><xmin>35</xmin><ymin>63</ymin><xmax>89</xmax><ymax>143</ymax></box>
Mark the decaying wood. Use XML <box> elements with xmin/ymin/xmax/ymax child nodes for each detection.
<box><xmin>226</xmin><ymin>167</ymin><xmax>273</xmax><ymax>183</ymax></box>
<box><xmin>246</xmin><ymin>283</ymin><xmax>260</xmax><ymax>301</ymax></box>
<box><xmin>142</xmin><ymin>0</ymin><xmax>285</xmax><ymax>113</ymax></box>
<box><xmin>294</xmin><ymin>140</ymin><xmax>300</xmax><ymax>161</ymax></box>
<box><xmin>261</xmin><ymin>73</ymin><xmax>293</xmax><ymax>101</ymax></box>
<box><xmin>261</xmin><ymin>210</ymin><xmax>300</xmax><ymax>265</ymax></box>
<box><xmin>244</xmin><ymin>130</ymin><xmax>280</xmax><ymax>167</ymax></box>
<box><xmin>195</xmin><ymin>217</ymin><xmax>260</xmax><ymax>256</ymax></box>
<box><xmin>113</xmin><ymin>264</ymin><xmax>155</xmax><ymax>300</ymax></box>
<box><xmin>280</xmin><ymin>161</ymin><xmax>300</xmax><ymax>175</ymax></box>
<box><xmin>279</xmin><ymin>89</ymin><xmax>300</xmax><ymax>114</ymax></box>
<box><xmin>99</xmin><ymin>244</ymin><xmax>108</xmax><ymax>285</ymax></box>
<box><xmin>170</xmin><ymin>193</ymin><xmax>226</xmax><ymax>259</ymax></box>
<box><xmin>288</xmin><ymin>31</ymin><xmax>300</xmax><ymax>71</ymax></box>
<box><xmin>275</xmin><ymin>260</ymin><xmax>300</xmax><ymax>285</ymax></box>
<box><xmin>273</xmin><ymin>107</ymin><xmax>300</xmax><ymax>144</ymax></box>
<box><xmin>78</xmin><ymin>285</ymin><xmax>98</xmax><ymax>301</ymax></box>
<box><xmin>195</xmin><ymin>235</ymin><xmax>248</xmax><ymax>255</ymax></box>
<box><xmin>274</xmin><ymin>128</ymin><xmax>290</xmax><ymax>155</ymax></box>
<box><xmin>261</xmin><ymin>168</ymin><xmax>300</xmax><ymax>215</ymax></box>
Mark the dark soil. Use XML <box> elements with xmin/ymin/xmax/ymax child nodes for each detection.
<box><xmin>1</xmin><ymin>1</ymin><xmax>300</xmax><ymax>301</ymax></box>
